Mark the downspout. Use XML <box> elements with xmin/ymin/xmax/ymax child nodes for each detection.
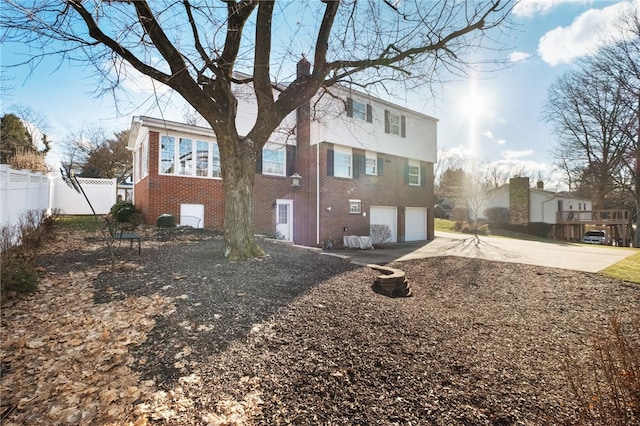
<box><xmin>316</xmin><ymin>140</ymin><xmax>320</xmax><ymax>245</ymax></box>
<box><xmin>541</xmin><ymin>193</ymin><xmax>555</xmax><ymax>223</ymax></box>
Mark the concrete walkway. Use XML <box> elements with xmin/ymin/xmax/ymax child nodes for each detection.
<box><xmin>327</xmin><ymin>231</ymin><xmax>637</xmax><ymax>273</ymax></box>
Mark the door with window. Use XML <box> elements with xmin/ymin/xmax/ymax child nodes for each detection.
<box><xmin>276</xmin><ymin>199</ymin><xmax>293</xmax><ymax>241</ymax></box>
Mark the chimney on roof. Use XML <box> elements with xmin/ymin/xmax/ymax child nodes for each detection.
<box><xmin>297</xmin><ymin>55</ymin><xmax>311</xmax><ymax>78</ymax></box>
<box><xmin>536</xmin><ymin>180</ymin><xmax>544</xmax><ymax>190</ymax></box>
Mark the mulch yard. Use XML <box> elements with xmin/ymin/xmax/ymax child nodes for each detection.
<box><xmin>1</xmin><ymin>228</ymin><xmax>639</xmax><ymax>425</ymax></box>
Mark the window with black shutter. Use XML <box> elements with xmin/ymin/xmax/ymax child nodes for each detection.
<box><xmin>327</xmin><ymin>148</ymin><xmax>334</xmax><ymax>177</ymax></box>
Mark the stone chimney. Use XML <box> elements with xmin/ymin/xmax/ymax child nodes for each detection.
<box><xmin>509</xmin><ymin>177</ymin><xmax>530</xmax><ymax>225</ymax></box>
<box><xmin>536</xmin><ymin>180</ymin><xmax>544</xmax><ymax>190</ymax></box>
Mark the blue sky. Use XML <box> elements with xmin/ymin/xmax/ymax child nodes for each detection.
<box><xmin>2</xmin><ymin>0</ymin><xmax>637</xmax><ymax>190</ymax></box>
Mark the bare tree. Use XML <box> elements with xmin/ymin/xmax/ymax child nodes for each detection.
<box><xmin>595</xmin><ymin>9</ymin><xmax>640</xmax><ymax>247</ymax></box>
<box><xmin>542</xmin><ymin>60</ymin><xmax>633</xmax><ymax>209</ymax></box>
<box><xmin>1</xmin><ymin>1</ymin><xmax>513</xmax><ymax>259</ymax></box>
<box><xmin>543</xmin><ymin>5</ymin><xmax>639</xmax><ymax>246</ymax></box>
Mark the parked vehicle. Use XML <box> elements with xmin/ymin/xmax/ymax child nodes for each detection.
<box><xmin>581</xmin><ymin>229</ymin><xmax>610</xmax><ymax>245</ymax></box>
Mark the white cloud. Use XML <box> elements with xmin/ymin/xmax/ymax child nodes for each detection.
<box><xmin>513</xmin><ymin>0</ymin><xmax>590</xmax><ymax>18</ymax></box>
<box><xmin>538</xmin><ymin>1</ymin><xmax>637</xmax><ymax>66</ymax></box>
<box><xmin>483</xmin><ymin>130</ymin><xmax>494</xmax><ymax>139</ymax></box>
<box><xmin>508</xmin><ymin>51</ymin><xmax>532</xmax><ymax>62</ymax></box>
<box><xmin>501</xmin><ymin>149</ymin><xmax>534</xmax><ymax>160</ymax></box>
<box><xmin>496</xmin><ymin>139</ymin><xmax>507</xmax><ymax>145</ymax></box>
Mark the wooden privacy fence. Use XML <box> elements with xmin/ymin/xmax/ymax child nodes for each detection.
<box><xmin>0</xmin><ymin>165</ymin><xmax>116</xmax><ymax>228</ymax></box>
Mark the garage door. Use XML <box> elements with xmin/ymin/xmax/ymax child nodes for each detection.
<box><xmin>405</xmin><ymin>207</ymin><xmax>427</xmax><ymax>241</ymax></box>
<box><xmin>370</xmin><ymin>206</ymin><xmax>397</xmax><ymax>243</ymax></box>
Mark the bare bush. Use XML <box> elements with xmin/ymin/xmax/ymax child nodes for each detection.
<box><xmin>370</xmin><ymin>224</ymin><xmax>391</xmax><ymax>245</ymax></box>
<box><xmin>564</xmin><ymin>314</ymin><xmax>640</xmax><ymax>425</ymax></box>
<box><xmin>1</xmin><ymin>209</ymin><xmax>56</xmax><ymax>295</ymax></box>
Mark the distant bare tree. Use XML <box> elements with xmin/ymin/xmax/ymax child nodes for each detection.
<box><xmin>543</xmin><ymin>4</ymin><xmax>639</xmax><ymax>246</ymax></box>
<box><xmin>542</xmin><ymin>59</ymin><xmax>633</xmax><ymax>209</ymax></box>
<box><xmin>2</xmin><ymin>1</ymin><xmax>513</xmax><ymax>259</ymax></box>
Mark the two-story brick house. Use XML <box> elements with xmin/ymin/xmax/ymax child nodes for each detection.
<box><xmin>127</xmin><ymin>60</ymin><xmax>437</xmax><ymax>247</ymax></box>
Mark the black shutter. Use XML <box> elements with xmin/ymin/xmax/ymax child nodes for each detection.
<box><xmin>327</xmin><ymin>149</ymin><xmax>334</xmax><ymax>177</ymax></box>
<box><xmin>255</xmin><ymin>149</ymin><xmax>263</xmax><ymax>174</ymax></box>
<box><xmin>401</xmin><ymin>115</ymin><xmax>406</xmax><ymax>138</ymax></box>
<box><xmin>346</xmin><ymin>97</ymin><xmax>353</xmax><ymax>118</ymax></box>
<box><xmin>384</xmin><ymin>110</ymin><xmax>390</xmax><ymax>134</ymax></box>
<box><xmin>286</xmin><ymin>145</ymin><xmax>296</xmax><ymax>177</ymax></box>
<box><xmin>366</xmin><ymin>104</ymin><xmax>373</xmax><ymax>123</ymax></box>
<box><xmin>353</xmin><ymin>154</ymin><xmax>365</xmax><ymax>179</ymax></box>
<box><xmin>420</xmin><ymin>166</ymin><xmax>426</xmax><ymax>186</ymax></box>
<box><xmin>404</xmin><ymin>163</ymin><xmax>409</xmax><ymax>185</ymax></box>
<box><xmin>353</xmin><ymin>154</ymin><xmax>360</xmax><ymax>179</ymax></box>
<box><xmin>377</xmin><ymin>157</ymin><xmax>383</xmax><ymax>176</ymax></box>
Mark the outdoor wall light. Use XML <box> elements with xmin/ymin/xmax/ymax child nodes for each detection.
<box><xmin>290</xmin><ymin>173</ymin><xmax>302</xmax><ymax>187</ymax></box>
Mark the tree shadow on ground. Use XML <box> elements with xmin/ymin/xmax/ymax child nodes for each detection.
<box><xmin>83</xmin><ymin>238</ymin><xmax>360</xmax><ymax>387</ymax></box>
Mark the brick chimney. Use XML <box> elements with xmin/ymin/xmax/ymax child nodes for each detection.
<box><xmin>536</xmin><ymin>180</ymin><xmax>544</xmax><ymax>190</ymax></box>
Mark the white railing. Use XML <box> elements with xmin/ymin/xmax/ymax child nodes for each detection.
<box><xmin>0</xmin><ymin>165</ymin><xmax>116</xmax><ymax>228</ymax></box>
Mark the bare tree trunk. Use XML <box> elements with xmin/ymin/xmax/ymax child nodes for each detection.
<box><xmin>220</xmin><ymin>137</ymin><xmax>266</xmax><ymax>260</ymax></box>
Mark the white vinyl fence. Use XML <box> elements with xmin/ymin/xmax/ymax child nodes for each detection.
<box><xmin>50</xmin><ymin>176</ymin><xmax>116</xmax><ymax>215</ymax></box>
<box><xmin>0</xmin><ymin>165</ymin><xmax>117</xmax><ymax>228</ymax></box>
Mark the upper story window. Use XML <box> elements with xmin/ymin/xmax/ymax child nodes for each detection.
<box><xmin>408</xmin><ymin>159</ymin><xmax>421</xmax><ymax>186</ymax></box>
<box><xmin>346</xmin><ymin>97</ymin><xmax>372</xmax><ymax>123</ymax></box>
<box><xmin>262</xmin><ymin>146</ymin><xmax>286</xmax><ymax>176</ymax></box>
<box><xmin>385</xmin><ymin>110</ymin><xmax>406</xmax><ymax>138</ymax></box>
<box><xmin>365</xmin><ymin>151</ymin><xmax>377</xmax><ymax>175</ymax></box>
<box><xmin>333</xmin><ymin>146</ymin><xmax>352</xmax><ymax>178</ymax></box>
<box><xmin>327</xmin><ymin>145</ymin><xmax>352</xmax><ymax>178</ymax></box>
<box><xmin>160</xmin><ymin>134</ymin><xmax>221</xmax><ymax>178</ymax></box>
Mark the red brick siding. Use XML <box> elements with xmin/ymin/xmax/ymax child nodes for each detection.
<box><xmin>134</xmin><ymin>130</ymin><xmax>225</xmax><ymax>229</ymax></box>
<box><xmin>313</xmin><ymin>143</ymin><xmax>433</xmax><ymax>245</ymax></box>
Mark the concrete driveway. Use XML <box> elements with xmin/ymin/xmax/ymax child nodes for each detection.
<box><xmin>328</xmin><ymin>231</ymin><xmax>637</xmax><ymax>273</ymax></box>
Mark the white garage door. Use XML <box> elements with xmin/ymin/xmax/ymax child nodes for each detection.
<box><xmin>370</xmin><ymin>206</ymin><xmax>397</xmax><ymax>243</ymax></box>
<box><xmin>405</xmin><ymin>207</ymin><xmax>427</xmax><ymax>241</ymax></box>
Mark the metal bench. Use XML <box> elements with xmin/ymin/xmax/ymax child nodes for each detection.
<box><xmin>105</xmin><ymin>217</ymin><xmax>141</xmax><ymax>255</ymax></box>
<box><xmin>179</xmin><ymin>215</ymin><xmax>203</xmax><ymax>239</ymax></box>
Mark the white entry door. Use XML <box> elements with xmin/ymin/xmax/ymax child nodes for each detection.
<box><xmin>276</xmin><ymin>199</ymin><xmax>293</xmax><ymax>241</ymax></box>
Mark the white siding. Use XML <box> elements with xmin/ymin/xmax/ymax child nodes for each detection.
<box><xmin>309</xmin><ymin>88</ymin><xmax>437</xmax><ymax>163</ymax></box>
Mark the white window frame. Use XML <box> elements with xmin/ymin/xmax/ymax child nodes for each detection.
<box><xmin>349</xmin><ymin>199</ymin><xmax>362</xmax><ymax>214</ymax></box>
<box><xmin>365</xmin><ymin>151</ymin><xmax>377</xmax><ymax>175</ymax></box>
<box><xmin>388</xmin><ymin>111</ymin><xmax>401</xmax><ymax>136</ymax></box>
<box><xmin>262</xmin><ymin>145</ymin><xmax>286</xmax><ymax>176</ymax></box>
<box><xmin>159</xmin><ymin>134</ymin><xmax>221</xmax><ymax>179</ymax></box>
<box><xmin>334</xmin><ymin>146</ymin><xmax>352</xmax><ymax>178</ymax></box>
<box><xmin>352</xmin><ymin>100</ymin><xmax>366</xmax><ymax>121</ymax></box>
<box><xmin>408</xmin><ymin>159</ymin><xmax>420</xmax><ymax>186</ymax></box>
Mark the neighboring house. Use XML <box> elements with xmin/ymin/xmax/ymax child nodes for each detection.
<box><xmin>479</xmin><ymin>177</ymin><xmax>593</xmax><ymax>238</ymax></box>
<box><xmin>127</xmin><ymin>59</ymin><xmax>437</xmax><ymax>247</ymax></box>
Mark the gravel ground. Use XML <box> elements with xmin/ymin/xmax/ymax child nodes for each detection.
<box><xmin>4</xmin><ymin>230</ymin><xmax>640</xmax><ymax>425</ymax></box>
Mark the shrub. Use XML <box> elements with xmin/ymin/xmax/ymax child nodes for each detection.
<box><xmin>451</xmin><ymin>206</ymin><xmax>469</xmax><ymax>224</ymax></box>
<box><xmin>484</xmin><ymin>207</ymin><xmax>509</xmax><ymax>228</ymax></box>
<box><xmin>0</xmin><ymin>209</ymin><xmax>55</xmax><ymax>296</ymax></box>
<box><xmin>110</xmin><ymin>201</ymin><xmax>142</xmax><ymax>227</ymax></box>
<box><xmin>156</xmin><ymin>214</ymin><xmax>176</xmax><ymax>228</ymax></box>
<box><xmin>564</xmin><ymin>315</ymin><xmax>639</xmax><ymax>425</ymax></box>
<box><xmin>434</xmin><ymin>204</ymin><xmax>445</xmax><ymax>219</ymax></box>
<box><xmin>526</xmin><ymin>222</ymin><xmax>552</xmax><ymax>238</ymax></box>
<box><xmin>1</xmin><ymin>255</ymin><xmax>38</xmax><ymax>294</ymax></box>
<box><xmin>110</xmin><ymin>201</ymin><xmax>136</xmax><ymax>222</ymax></box>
